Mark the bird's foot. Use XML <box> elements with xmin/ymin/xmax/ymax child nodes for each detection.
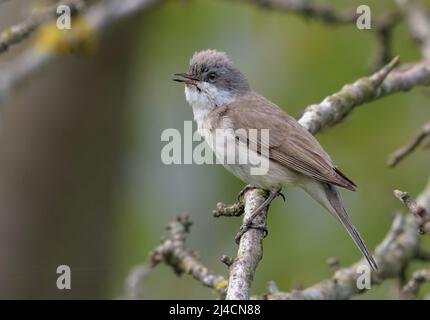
<box><xmin>234</xmin><ymin>222</ymin><xmax>268</xmax><ymax>244</ymax></box>
<box><xmin>237</xmin><ymin>184</ymin><xmax>256</xmax><ymax>201</ymax></box>
<box><xmin>234</xmin><ymin>188</ymin><xmax>283</xmax><ymax>244</ymax></box>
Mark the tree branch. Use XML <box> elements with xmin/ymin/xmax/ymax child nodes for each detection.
<box><xmin>0</xmin><ymin>0</ymin><xmax>85</xmax><ymax>55</ymax></box>
<box><xmin>255</xmin><ymin>177</ymin><xmax>430</xmax><ymax>299</ymax></box>
<box><xmin>144</xmin><ymin>176</ymin><xmax>430</xmax><ymax>300</ymax></box>
<box><xmin>124</xmin><ymin>263</ymin><xmax>151</xmax><ymax>299</ymax></box>
<box><xmin>401</xmin><ymin>269</ymin><xmax>430</xmax><ymax>298</ymax></box>
<box><xmin>394</xmin><ymin>189</ymin><xmax>430</xmax><ymax>234</ymax></box>
<box><xmin>213</xmin><ymin>200</ymin><xmax>244</xmax><ymax>217</ymax></box>
<box><xmin>298</xmin><ymin>59</ymin><xmax>430</xmax><ymax>134</ymax></box>
<box><xmin>147</xmin><ymin>214</ymin><xmax>228</xmax><ymax>297</ymax></box>
<box><xmin>0</xmin><ymin>0</ymin><xmax>162</xmax><ymax>104</ymax></box>
<box><xmin>298</xmin><ymin>57</ymin><xmax>401</xmax><ymax>133</ymax></box>
<box><xmin>388</xmin><ymin>122</ymin><xmax>430</xmax><ymax>167</ymax></box>
<box><xmin>225</xmin><ymin>189</ymin><xmax>269</xmax><ymax>300</ymax></box>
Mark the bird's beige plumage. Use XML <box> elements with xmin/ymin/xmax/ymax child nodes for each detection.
<box><xmin>208</xmin><ymin>92</ymin><xmax>357</xmax><ymax>191</ymax></box>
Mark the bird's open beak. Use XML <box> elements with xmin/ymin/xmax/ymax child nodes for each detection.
<box><xmin>173</xmin><ymin>73</ymin><xmax>198</xmax><ymax>85</ymax></box>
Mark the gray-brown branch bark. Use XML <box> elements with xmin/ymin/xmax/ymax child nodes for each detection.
<box><xmin>225</xmin><ymin>189</ymin><xmax>268</xmax><ymax>300</ymax></box>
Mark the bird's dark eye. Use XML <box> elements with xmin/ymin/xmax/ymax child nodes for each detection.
<box><xmin>208</xmin><ymin>72</ymin><xmax>217</xmax><ymax>82</ymax></box>
<box><xmin>202</xmin><ymin>67</ymin><xmax>209</xmax><ymax>73</ymax></box>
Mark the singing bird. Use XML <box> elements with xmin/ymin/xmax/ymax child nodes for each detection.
<box><xmin>174</xmin><ymin>49</ymin><xmax>377</xmax><ymax>270</ymax></box>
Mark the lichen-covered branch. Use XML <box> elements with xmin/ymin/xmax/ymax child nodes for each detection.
<box><xmin>147</xmin><ymin>214</ymin><xmax>228</xmax><ymax>296</ymax></box>
<box><xmin>298</xmin><ymin>57</ymin><xmax>398</xmax><ymax>133</ymax></box>
<box><xmin>394</xmin><ymin>189</ymin><xmax>430</xmax><ymax>234</ymax></box>
<box><xmin>260</xmin><ymin>215</ymin><xmax>417</xmax><ymax>299</ymax></box>
<box><xmin>225</xmin><ymin>189</ymin><xmax>269</xmax><ymax>300</ymax></box>
<box><xmin>0</xmin><ymin>0</ymin><xmax>162</xmax><ymax>103</ymax></box>
<box><xmin>0</xmin><ymin>0</ymin><xmax>84</xmax><ymax>55</ymax></box>
<box><xmin>254</xmin><ymin>177</ymin><xmax>430</xmax><ymax>299</ymax></box>
<box><xmin>213</xmin><ymin>200</ymin><xmax>244</xmax><ymax>217</ymax></box>
<box><xmin>124</xmin><ymin>263</ymin><xmax>151</xmax><ymax>299</ymax></box>
<box><xmin>143</xmin><ymin>179</ymin><xmax>430</xmax><ymax>300</ymax></box>
<box><xmin>388</xmin><ymin>122</ymin><xmax>430</xmax><ymax>167</ymax></box>
<box><xmin>401</xmin><ymin>269</ymin><xmax>430</xmax><ymax>298</ymax></box>
<box><xmin>298</xmin><ymin>58</ymin><xmax>430</xmax><ymax>134</ymax></box>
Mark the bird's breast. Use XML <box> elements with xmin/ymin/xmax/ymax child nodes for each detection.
<box><xmin>185</xmin><ymin>86</ymin><xmax>213</xmax><ymax>130</ymax></box>
<box><xmin>199</xmin><ymin>125</ymin><xmax>301</xmax><ymax>189</ymax></box>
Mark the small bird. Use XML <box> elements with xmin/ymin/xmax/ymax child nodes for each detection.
<box><xmin>174</xmin><ymin>49</ymin><xmax>377</xmax><ymax>271</ymax></box>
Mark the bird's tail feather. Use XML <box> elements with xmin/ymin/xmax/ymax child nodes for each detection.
<box><xmin>324</xmin><ymin>183</ymin><xmax>378</xmax><ymax>271</ymax></box>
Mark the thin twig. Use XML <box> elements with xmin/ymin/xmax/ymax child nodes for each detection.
<box><xmin>388</xmin><ymin>122</ymin><xmax>430</xmax><ymax>167</ymax></box>
<box><xmin>124</xmin><ymin>263</ymin><xmax>151</xmax><ymax>299</ymax></box>
<box><xmin>402</xmin><ymin>269</ymin><xmax>430</xmax><ymax>298</ymax></box>
<box><xmin>394</xmin><ymin>189</ymin><xmax>430</xmax><ymax>234</ymax></box>
<box><xmin>326</xmin><ymin>257</ymin><xmax>341</xmax><ymax>272</ymax></box>
<box><xmin>0</xmin><ymin>0</ymin><xmax>85</xmax><ymax>55</ymax></box>
<box><xmin>147</xmin><ymin>213</ymin><xmax>228</xmax><ymax>296</ymax></box>
<box><xmin>213</xmin><ymin>201</ymin><xmax>244</xmax><ymax>217</ymax></box>
<box><xmin>0</xmin><ymin>0</ymin><xmax>163</xmax><ymax>104</ymax></box>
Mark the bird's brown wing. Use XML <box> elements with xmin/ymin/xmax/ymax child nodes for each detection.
<box><xmin>212</xmin><ymin>92</ymin><xmax>356</xmax><ymax>191</ymax></box>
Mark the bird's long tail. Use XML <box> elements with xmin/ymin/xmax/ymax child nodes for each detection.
<box><xmin>323</xmin><ymin>183</ymin><xmax>378</xmax><ymax>271</ymax></box>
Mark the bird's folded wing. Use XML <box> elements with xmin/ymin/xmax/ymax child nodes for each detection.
<box><xmin>217</xmin><ymin>93</ymin><xmax>357</xmax><ymax>191</ymax></box>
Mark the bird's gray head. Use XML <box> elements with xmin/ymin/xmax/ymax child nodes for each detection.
<box><xmin>174</xmin><ymin>50</ymin><xmax>250</xmax><ymax>109</ymax></box>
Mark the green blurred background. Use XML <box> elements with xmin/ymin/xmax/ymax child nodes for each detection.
<box><xmin>0</xmin><ymin>0</ymin><xmax>429</xmax><ymax>299</ymax></box>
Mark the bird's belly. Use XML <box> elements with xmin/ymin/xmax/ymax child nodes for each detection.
<box><xmin>202</xmin><ymin>128</ymin><xmax>300</xmax><ymax>190</ymax></box>
<box><xmin>223</xmin><ymin>161</ymin><xmax>299</xmax><ymax>189</ymax></box>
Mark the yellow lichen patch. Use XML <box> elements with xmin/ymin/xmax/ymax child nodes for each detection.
<box><xmin>213</xmin><ymin>278</ymin><xmax>228</xmax><ymax>291</ymax></box>
<box><xmin>34</xmin><ymin>18</ymin><xmax>98</xmax><ymax>55</ymax></box>
<box><xmin>1</xmin><ymin>30</ymin><xmax>12</xmax><ymax>41</ymax></box>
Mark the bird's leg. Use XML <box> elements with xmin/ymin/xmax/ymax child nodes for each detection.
<box><xmin>237</xmin><ymin>184</ymin><xmax>256</xmax><ymax>201</ymax></box>
<box><xmin>234</xmin><ymin>188</ymin><xmax>283</xmax><ymax>244</ymax></box>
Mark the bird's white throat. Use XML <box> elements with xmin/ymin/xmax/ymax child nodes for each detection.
<box><xmin>185</xmin><ymin>83</ymin><xmax>235</xmax><ymax>129</ymax></box>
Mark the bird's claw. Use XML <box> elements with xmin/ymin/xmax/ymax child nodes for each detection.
<box><xmin>234</xmin><ymin>188</ymin><xmax>282</xmax><ymax>243</ymax></box>
<box><xmin>279</xmin><ymin>192</ymin><xmax>286</xmax><ymax>202</ymax></box>
<box><xmin>234</xmin><ymin>222</ymin><xmax>268</xmax><ymax>244</ymax></box>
